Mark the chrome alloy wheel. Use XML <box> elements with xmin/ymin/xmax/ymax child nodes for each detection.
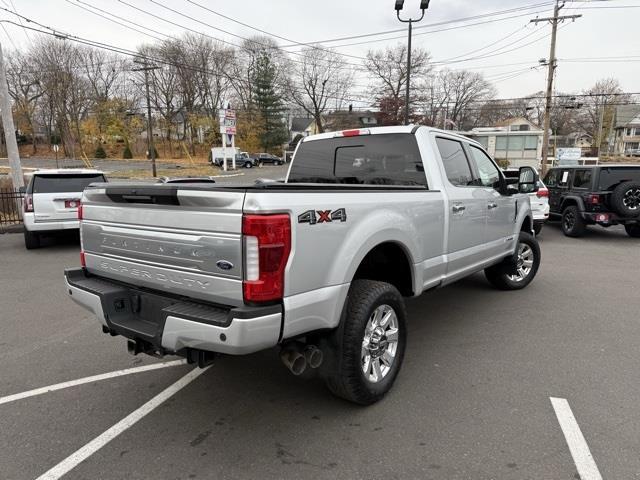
<box><xmin>623</xmin><ymin>188</ymin><xmax>640</xmax><ymax>211</ymax></box>
<box><xmin>507</xmin><ymin>242</ymin><xmax>534</xmax><ymax>282</ymax></box>
<box><xmin>361</xmin><ymin>304</ymin><xmax>399</xmax><ymax>383</ymax></box>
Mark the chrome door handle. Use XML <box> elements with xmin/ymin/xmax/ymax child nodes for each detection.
<box><xmin>452</xmin><ymin>204</ymin><xmax>466</xmax><ymax>213</ymax></box>
<box><xmin>487</xmin><ymin>202</ymin><xmax>498</xmax><ymax>210</ymax></box>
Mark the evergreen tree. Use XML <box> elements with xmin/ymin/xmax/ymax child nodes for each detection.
<box><xmin>252</xmin><ymin>52</ymin><xmax>288</xmax><ymax>151</ymax></box>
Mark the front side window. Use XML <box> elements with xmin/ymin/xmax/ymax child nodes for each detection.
<box><xmin>572</xmin><ymin>169</ymin><xmax>592</xmax><ymax>189</ymax></box>
<box><xmin>544</xmin><ymin>169</ymin><xmax>561</xmax><ymax>187</ymax></box>
<box><xmin>468</xmin><ymin>146</ymin><xmax>501</xmax><ymax>189</ymax></box>
<box><xmin>435</xmin><ymin>137</ymin><xmax>474</xmax><ymax>187</ymax></box>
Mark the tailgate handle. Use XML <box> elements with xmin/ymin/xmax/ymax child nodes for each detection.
<box><xmin>106</xmin><ymin>187</ymin><xmax>179</xmax><ymax>205</ymax></box>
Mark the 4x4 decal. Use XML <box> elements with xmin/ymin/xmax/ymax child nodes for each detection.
<box><xmin>298</xmin><ymin>208</ymin><xmax>347</xmax><ymax>225</ymax></box>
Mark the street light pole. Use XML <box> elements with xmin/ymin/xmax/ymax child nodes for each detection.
<box><xmin>396</xmin><ymin>0</ymin><xmax>430</xmax><ymax>126</ymax></box>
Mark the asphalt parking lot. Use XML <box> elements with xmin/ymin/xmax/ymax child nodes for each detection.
<box><xmin>1</xmin><ymin>223</ymin><xmax>639</xmax><ymax>480</ymax></box>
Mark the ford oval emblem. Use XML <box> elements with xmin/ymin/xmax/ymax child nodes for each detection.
<box><xmin>216</xmin><ymin>260</ymin><xmax>234</xmax><ymax>271</ymax></box>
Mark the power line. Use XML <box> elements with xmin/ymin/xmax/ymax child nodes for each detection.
<box><xmin>281</xmin><ymin>2</ymin><xmax>557</xmax><ymax>46</ymax></box>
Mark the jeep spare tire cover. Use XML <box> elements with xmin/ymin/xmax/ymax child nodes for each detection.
<box><xmin>611</xmin><ymin>181</ymin><xmax>640</xmax><ymax>217</ymax></box>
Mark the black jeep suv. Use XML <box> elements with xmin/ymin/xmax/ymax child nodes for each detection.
<box><xmin>544</xmin><ymin>165</ymin><xmax>640</xmax><ymax>237</ymax></box>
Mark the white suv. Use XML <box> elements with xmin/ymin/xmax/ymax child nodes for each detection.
<box><xmin>22</xmin><ymin>169</ymin><xmax>106</xmax><ymax>249</ymax></box>
<box><xmin>503</xmin><ymin>169</ymin><xmax>549</xmax><ymax>234</ymax></box>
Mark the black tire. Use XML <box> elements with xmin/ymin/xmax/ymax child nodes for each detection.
<box><xmin>611</xmin><ymin>181</ymin><xmax>640</xmax><ymax>217</ymax></box>
<box><xmin>484</xmin><ymin>232</ymin><xmax>541</xmax><ymax>291</ymax></box>
<box><xmin>533</xmin><ymin>223</ymin><xmax>543</xmax><ymax>236</ymax></box>
<box><xmin>24</xmin><ymin>229</ymin><xmax>41</xmax><ymax>250</ymax></box>
<box><xmin>274</xmin><ymin>160</ymin><xmax>281</xmax><ymax>166</ymax></box>
<box><xmin>624</xmin><ymin>224</ymin><xmax>640</xmax><ymax>238</ymax></box>
<box><xmin>321</xmin><ymin>280</ymin><xmax>407</xmax><ymax>405</ymax></box>
<box><xmin>561</xmin><ymin>205</ymin><xmax>587</xmax><ymax>237</ymax></box>
<box><xmin>244</xmin><ymin>161</ymin><xmax>253</xmax><ymax>168</ymax></box>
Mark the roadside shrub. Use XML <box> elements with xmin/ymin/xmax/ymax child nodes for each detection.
<box><xmin>122</xmin><ymin>144</ymin><xmax>133</xmax><ymax>159</ymax></box>
<box><xmin>94</xmin><ymin>145</ymin><xmax>107</xmax><ymax>159</ymax></box>
<box><xmin>497</xmin><ymin>159</ymin><xmax>510</xmax><ymax>169</ymax></box>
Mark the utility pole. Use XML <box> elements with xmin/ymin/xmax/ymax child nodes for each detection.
<box><xmin>133</xmin><ymin>59</ymin><xmax>160</xmax><ymax>177</ymax></box>
<box><xmin>0</xmin><ymin>42</ymin><xmax>24</xmax><ymax>189</ymax></box>
<box><xmin>396</xmin><ymin>0</ymin><xmax>430</xmax><ymax>126</ymax></box>
<box><xmin>531</xmin><ymin>1</ymin><xmax>581</xmax><ymax>175</ymax></box>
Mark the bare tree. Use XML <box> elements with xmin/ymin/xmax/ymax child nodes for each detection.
<box><xmin>580</xmin><ymin>78</ymin><xmax>628</xmax><ymax>151</ymax></box>
<box><xmin>5</xmin><ymin>51</ymin><xmax>44</xmax><ymax>154</ymax></box>
<box><xmin>31</xmin><ymin>38</ymin><xmax>91</xmax><ymax>157</ymax></box>
<box><xmin>287</xmin><ymin>46</ymin><xmax>354</xmax><ymax>133</ymax></box>
<box><xmin>432</xmin><ymin>69</ymin><xmax>495</xmax><ymax>129</ymax></box>
<box><xmin>365</xmin><ymin>43</ymin><xmax>431</xmax><ymax>124</ymax></box>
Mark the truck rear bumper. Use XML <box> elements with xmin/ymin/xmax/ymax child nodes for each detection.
<box><xmin>64</xmin><ymin>268</ymin><xmax>281</xmax><ymax>355</ymax></box>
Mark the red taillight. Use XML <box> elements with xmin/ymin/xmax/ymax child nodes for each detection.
<box><xmin>80</xmin><ymin>251</ymin><xmax>86</xmax><ymax>268</ymax></box>
<box><xmin>24</xmin><ymin>194</ymin><xmax>33</xmax><ymax>213</ymax></box>
<box><xmin>242</xmin><ymin>214</ymin><xmax>291</xmax><ymax>303</ymax></box>
<box><xmin>588</xmin><ymin>194</ymin><xmax>600</xmax><ymax>205</ymax></box>
<box><xmin>536</xmin><ymin>188</ymin><xmax>549</xmax><ymax>198</ymax></box>
<box><xmin>77</xmin><ymin>203</ymin><xmax>83</xmax><ymax>220</ymax></box>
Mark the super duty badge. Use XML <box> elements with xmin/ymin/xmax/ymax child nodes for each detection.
<box><xmin>298</xmin><ymin>208</ymin><xmax>347</xmax><ymax>225</ymax></box>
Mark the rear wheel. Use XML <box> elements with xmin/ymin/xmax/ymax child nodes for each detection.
<box><xmin>624</xmin><ymin>224</ymin><xmax>640</xmax><ymax>238</ymax></box>
<box><xmin>322</xmin><ymin>280</ymin><xmax>406</xmax><ymax>405</ymax></box>
<box><xmin>484</xmin><ymin>232</ymin><xmax>541</xmax><ymax>290</ymax></box>
<box><xmin>561</xmin><ymin>205</ymin><xmax>587</xmax><ymax>237</ymax></box>
<box><xmin>24</xmin><ymin>229</ymin><xmax>41</xmax><ymax>249</ymax></box>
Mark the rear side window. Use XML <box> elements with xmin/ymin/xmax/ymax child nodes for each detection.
<box><xmin>598</xmin><ymin>167</ymin><xmax>640</xmax><ymax>191</ymax></box>
<box><xmin>435</xmin><ymin>137</ymin><xmax>474</xmax><ymax>187</ymax></box>
<box><xmin>572</xmin><ymin>169</ymin><xmax>592</xmax><ymax>189</ymax></box>
<box><xmin>288</xmin><ymin>134</ymin><xmax>426</xmax><ymax>186</ymax></box>
<box><xmin>32</xmin><ymin>174</ymin><xmax>106</xmax><ymax>194</ymax></box>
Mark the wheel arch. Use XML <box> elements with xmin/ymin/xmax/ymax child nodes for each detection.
<box><xmin>351</xmin><ymin>241</ymin><xmax>415</xmax><ymax>297</ymax></box>
<box><xmin>560</xmin><ymin>195</ymin><xmax>585</xmax><ymax>212</ymax></box>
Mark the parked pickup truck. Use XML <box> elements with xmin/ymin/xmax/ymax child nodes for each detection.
<box><xmin>65</xmin><ymin>126</ymin><xmax>541</xmax><ymax>405</ymax></box>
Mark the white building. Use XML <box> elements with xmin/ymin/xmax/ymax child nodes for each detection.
<box><xmin>463</xmin><ymin>117</ymin><xmax>543</xmax><ymax>168</ymax></box>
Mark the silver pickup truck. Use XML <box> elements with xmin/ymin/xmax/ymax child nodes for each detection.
<box><xmin>65</xmin><ymin>126</ymin><xmax>541</xmax><ymax>405</ymax></box>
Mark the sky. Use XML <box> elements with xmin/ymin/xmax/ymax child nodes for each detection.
<box><xmin>1</xmin><ymin>0</ymin><xmax>639</xmax><ymax>105</ymax></box>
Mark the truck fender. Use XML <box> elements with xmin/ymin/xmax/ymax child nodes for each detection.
<box><xmin>327</xmin><ymin>210</ymin><xmax>420</xmax><ymax>296</ymax></box>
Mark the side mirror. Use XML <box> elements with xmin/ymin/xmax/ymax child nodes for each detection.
<box><xmin>18</xmin><ymin>186</ymin><xmax>26</xmax><ymax>194</ymax></box>
<box><xmin>518</xmin><ymin>166</ymin><xmax>539</xmax><ymax>194</ymax></box>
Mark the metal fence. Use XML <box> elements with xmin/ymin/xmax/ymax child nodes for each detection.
<box><xmin>0</xmin><ymin>189</ymin><xmax>24</xmax><ymax>232</ymax></box>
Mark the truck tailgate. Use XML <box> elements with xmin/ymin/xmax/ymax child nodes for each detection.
<box><xmin>80</xmin><ymin>184</ymin><xmax>245</xmax><ymax>307</ymax></box>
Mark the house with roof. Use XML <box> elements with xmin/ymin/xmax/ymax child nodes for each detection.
<box><xmin>550</xmin><ymin>132</ymin><xmax>593</xmax><ymax>156</ymax></box>
<box><xmin>463</xmin><ymin>117</ymin><xmax>544</xmax><ymax>168</ymax></box>
<box><xmin>612</xmin><ymin>105</ymin><xmax>640</xmax><ymax>156</ymax></box>
<box><xmin>289</xmin><ymin>117</ymin><xmax>315</xmax><ymax>141</ymax></box>
<box><xmin>323</xmin><ymin>108</ymin><xmax>379</xmax><ymax>132</ymax></box>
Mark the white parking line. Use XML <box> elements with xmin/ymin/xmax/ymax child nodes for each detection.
<box><xmin>0</xmin><ymin>360</ymin><xmax>187</xmax><ymax>406</ymax></box>
<box><xmin>36</xmin><ymin>366</ymin><xmax>210</xmax><ymax>480</ymax></box>
<box><xmin>550</xmin><ymin>397</ymin><xmax>603</xmax><ymax>480</ymax></box>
